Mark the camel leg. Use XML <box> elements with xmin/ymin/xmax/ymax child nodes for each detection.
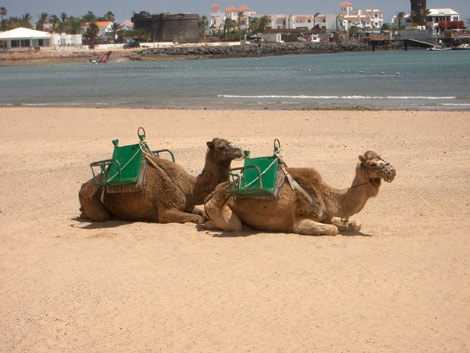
<box><xmin>78</xmin><ymin>180</ymin><xmax>111</xmax><ymax>222</ymax></box>
<box><xmin>204</xmin><ymin>184</ymin><xmax>242</xmax><ymax>231</ymax></box>
<box><xmin>158</xmin><ymin>208</ymin><xmax>205</xmax><ymax>224</ymax></box>
<box><xmin>329</xmin><ymin>217</ymin><xmax>362</xmax><ymax>232</ymax></box>
<box><xmin>293</xmin><ymin>218</ymin><xmax>338</xmax><ymax>236</ymax></box>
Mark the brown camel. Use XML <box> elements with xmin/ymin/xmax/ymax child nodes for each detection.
<box><xmin>204</xmin><ymin>151</ymin><xmax>396</xmax><ymax>235</ymax></box>
<box><xmin>79</xmin><ymin>138</ymin><xmax>243</xmax><ymax>224</ymax></box>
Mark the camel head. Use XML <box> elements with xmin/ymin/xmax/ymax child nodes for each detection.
<box><xmin>206</xmin><ymin>138</ymin><xmax>243</xmax><ymax>163</ymax></box>
<box><xmin>358</xmin><ymin>151</ymin><xmax>396</xmax><ymax>184</ymax></box>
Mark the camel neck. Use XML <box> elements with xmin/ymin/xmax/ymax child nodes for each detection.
<box><xmin>321</xmin><ymin>167</ymin><xmax>380</xmax><ymax>219</ymax></box>
<box><xmin>190</xmin><ymin>155</ymin><xmax>231</xmax><ymax>205</ymax></box>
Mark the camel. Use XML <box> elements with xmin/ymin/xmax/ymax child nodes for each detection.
<box><xmin>204</xmin><ymin>151</ymin><xmax>396</xmax><ymax>235</ymax></box>
<box><xmin>79</xmin><ymin>138</ymin><xmax>243</xmax><ymax>224</ymax></box>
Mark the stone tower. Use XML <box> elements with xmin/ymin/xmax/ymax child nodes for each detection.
<box><xmin>132</xmin><ymin>12</ymin><xmax>201</xmax><ymax>43</ymax></box>
<box><xmin>410</xmin><ymin>0</ymin><xmax>427</xmax><ymax>26</ymax></box>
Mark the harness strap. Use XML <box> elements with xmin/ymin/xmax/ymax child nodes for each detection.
<box><xmin>280</xmin><ymin>165</ymin><xmax>325</xmax><ymax>215</ymax></box>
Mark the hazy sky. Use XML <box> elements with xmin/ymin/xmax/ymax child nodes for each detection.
<box><xmin>2</xmin><ymin>0</ymin><xmax>469</xmax><ymax>24</ymax></box>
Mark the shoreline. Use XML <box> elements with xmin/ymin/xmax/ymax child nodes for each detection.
<box><xmin>0</xmin><ymin>41</ymin><xmax>396</xmax><ymax>67</ymax></box>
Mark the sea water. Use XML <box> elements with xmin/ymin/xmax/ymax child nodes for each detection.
<box><xmin>0</xmin><ymin>49</ymin><xmax>469</xmax><ymax>110</ymax></box>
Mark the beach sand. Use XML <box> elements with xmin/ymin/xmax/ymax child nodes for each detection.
<box><xmin>1</xmin><ymin>107</ymin><xmax>469</xmax><ymax>352</ymax></box>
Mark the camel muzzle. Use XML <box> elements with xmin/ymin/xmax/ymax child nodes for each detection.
<box><xmin>380</xmin><ymin>164</ymin><xmax>396</xmax><ymax>183</ymax></box>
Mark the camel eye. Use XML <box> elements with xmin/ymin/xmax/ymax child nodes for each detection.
<box><xmin>217</xmin><ymin>145</ymin><xmax>226</xmax><ymax>150</ymax></box>
<box><xmin>368</xmin><ymin>162</ymin><xmax>377</xmax><ymax>167</ymax></box>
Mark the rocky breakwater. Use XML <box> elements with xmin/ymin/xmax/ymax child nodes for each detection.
<box><xmin>138</xmin><ymin>41</ymin><xmax>369</xmax><ymax>60</ymax></box>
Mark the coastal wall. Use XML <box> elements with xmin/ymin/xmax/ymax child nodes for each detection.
<box><xmin>0</xmin><ymin>41</ymin><xmax>408</xmax><ymax>66</ymax></box>
<box><xmin>141</xmin><ymin>41</ymin><xmax>377</xmax><ymax>59</ymax></box>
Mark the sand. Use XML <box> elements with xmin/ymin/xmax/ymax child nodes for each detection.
<box><xmin>1</xmin><ymin>107</ymin><xmax>469</xmax><ymax>352</ymax></box>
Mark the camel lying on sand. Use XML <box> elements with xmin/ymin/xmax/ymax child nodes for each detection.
<box><xmin>79</xmin><ymin>138</ymin><xmax>243</xmax><ymax>224</ymax></box>
<box><xmin>204</xmin><ymin>151</ymin><xmax>396</xmax><ymax>235</ymax></box>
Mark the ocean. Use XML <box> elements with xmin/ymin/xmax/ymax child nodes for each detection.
<box><xmin>1</xmin><ymin>49</ymin><xmax>469</xmax><ymax>110</ymax></box>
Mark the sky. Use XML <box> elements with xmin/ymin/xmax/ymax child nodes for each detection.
<box><xmin>2</xmin><ymin>0</ymin><xmax>469</xmax><ymax>25</ymax></box>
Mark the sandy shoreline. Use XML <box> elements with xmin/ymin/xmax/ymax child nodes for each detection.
<box><xmin>1</xmin><ymin>107</ymin><xmax>469</xmax><ymax>352</ymax></box>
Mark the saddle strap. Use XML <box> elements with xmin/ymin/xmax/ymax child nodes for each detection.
<box><xmin>281</xmin><ymin>165</ymin><xmax>325</xmax><ymax>215</ymax></box>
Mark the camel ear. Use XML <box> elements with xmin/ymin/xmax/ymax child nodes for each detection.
<box><xmin>207</xmin><ymin>141</ymin><xmax>214</xmax><ymax>150</ymax></box>
<box><xmin>358</xmin><ymin>154</ymin><xmax>367</xmax><ymax>163</ymax></box>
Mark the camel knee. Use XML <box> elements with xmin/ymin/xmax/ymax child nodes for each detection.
<box><xmin>78</xmin><ymin>184</ymin><xmax>111</xmax><ymax>222</ymax></box>
<box><xmin>293</xmin><ymin>219</ymin><xmax>338</xmax><ymax>236</ymax></box>
<box><xmin>205</xmin><ymin>202</ymin><xmax>242</xmax><ymax>232</ymax></box>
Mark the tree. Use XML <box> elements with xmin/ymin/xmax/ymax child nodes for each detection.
<box><xmin>397</xmin><ymin>12</ymin><xmax>405</xmax><ymax>29</ymax></box>
<box><xmin>248</xmin><ymin>17</ymin><xmax>260</xmax><ymax>35</ymax></box>
<box><xmin>68</xmin><ymin>17</ymin><xmax>85</xmax><ymax>34</ymax></box>
<box><xmin>48</xmin><ymin>15</ymin><xmax>60</xmax><ymax>33</ymax></box>
<box><xmin>21</xmin><ymin>13</ymin><xmax>33</xmax><ymax>29</ymax></box>
<box><xmin>348</xmin><ymin>25</ymin><xmax>362</xmax><ymax>40</ymax></box>
<box><xmin>198</xmin><ymin>15</ymin><xmax>209</xmax><ymax>42</ymax></box>
<box><xmin>103</xmin><ymin>11</ymin><xmax>115</xmax><ymax>22</ymax></box>
<box><xmin>259</xmin><ymin>15</ymin><xmax>270</xmax><ymax>32</ymax></box>
<box><xmin>83</xmin><ymin>11</ymin><xmax>96</xmax><ymax>23</ymax></box>
<box><xmin>84</xmin><ymin>22</ymin><xmax>99</xmax><ymax>48</ymax></box>
<box><xmin>36</xmin><ymin>12</ymin><xmax>49</xmax><ymax>31</ymax></box>
<box><xmin>224</xmin><ymin>18</ymin><xmax>237</xmax><ymax>35</ymax></box>
<box><xmin>60</xmin><ymin>12</ymin><xmax>68</xmax><ymax>23</ymax></box>
<box><xmin>108</xmin><ymin>22</ymin><xmax>124</xmax><ymax>41</ymax></box>
<box><xmin>1</xmin><ymin>7</ymin><xmax>7</xmax><ymax>30</ymax></box>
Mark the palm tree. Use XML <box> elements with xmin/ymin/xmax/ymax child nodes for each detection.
<box><xmin>21</xmin><ymin>13</ymin><xmax>34</xmax><ymax>28</ymax></box>
<box><xmin>248</xmin><ymin>17</ymin><xmax>260</xmax><ymax>35</ymax></box>
<box><xmin>348</xmin><ymin>26</ymin><xmax>361</xmax><ymax>40</ymax></box>
<box><xmin>84</xmin><ymin>22</ymin><xmax>99</xmax><ymax>48</ymax></box>
<box><xmin>103</xmin><ymin>11</ymin><xmax>115</xmax><ymax>22</ymax></box>
<box><xmin>60</xmin><ymin>12</ymin><xmax>68</xmax><ymax>23</ymax></box>
<box><xmin>224</xmin><ymin>18</ymin><xmax>237</xmax><ymax>35</ymax></box>
<box><xmin>1</xmin><ymin>7</ymin><xmax>7</xmax><ymax>30</ymax></box>
<box><xmin>36</xmin><ymin>12</ymin><xmax>49</xmax><ymax>31</ymax></box>
<box><xmin>198</xmin><ymin>15</ymin><xmax>209</xmax><ymax>42</ymax></box>
<box><xmin>108</xmin><ymin>22</ymin><xmax>123</xmax><ymax>41</ymax></box>
<box><xmin>259</xmin><ymin>15</ymin><xmax>270</xmax><ymax>32</ymax></box>
<box><xmin>48</xmin><ymin>15</ymin><xmax>60</xmax><ymax>33</ymax></box>
<box><xmin>397</xmin><ymin>12</ymin><xmax>405</xmax><ymax>29</ymax></box>
<box><xmin>83</xmin><ymin>11</ymin><xmax>96</xmax><ymax>23</ymax></box>
<box><xmin>67</xmin><ymin>17</ymin><xmax>84</xmax><ymax>34</ymax></box>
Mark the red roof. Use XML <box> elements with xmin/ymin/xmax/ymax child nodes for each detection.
<box><xmin>84</xmin><ymin>21</ymin><xmax>112</xmax><ymax>27</ymax></box>
<box><xmin>225</xmin><ymin>6</ymin><xmax>237</xmax><ymax>12</ymax></box>
<box><xmin>238</xmin><ymin>6</ymin><xmax>250</xmax><ymax>11</ymax></box>
<box><xmin>211</xmin><ymin>4</ymin><xmax>220</xmax><ymax>9</ymax></box>
<box><xmin>341</xmin><ymin>2</ymin><xmax>352</xmax><ymax>6</ymax></box>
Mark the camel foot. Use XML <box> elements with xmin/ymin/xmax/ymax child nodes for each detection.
<box><xmin>293</xmin><ymin>218</ymin><xmax>338</xmax><ymax>236</ymax></box>
<box><xmin>158</xmin><ymin>209</ymin><xmax>205</xmax><ymax>224</ymax></box>
<box><xmin>330</xmin><ymin>218</ymin><xmax>362</xmax><ymax>232</ymax></box>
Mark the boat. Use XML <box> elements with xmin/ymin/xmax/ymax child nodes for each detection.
<box><xmin>89</xmin><ymin>51</ymin><xmax>112</xmax><ymax>64</ymax></box>
<box><xmin>428</xmin><ymin>46</ymin><xmax>451</xmax><ymax>51</ymax></box>
<box><xmin>452</xmin><ymin>44</ymin><xmax>470</xmax><ymax>50</ymax></box>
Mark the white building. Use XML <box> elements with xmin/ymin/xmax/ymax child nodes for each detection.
<box><xmin>82</xmin><ymin>21</ymin><xmax>113</xmax><ymax>39</ymax></box>
<box><xmin>0</xmin><ymin>27</ymin><xmax>52</xmax><ymax>51</ymax></box>
<box><xmin>210</xmin><ymin>4</ymin><xmax>257</xmax><ymax>32</ymax></box>
<box><xmin>337</xmin><ymin>2</ymin><xmax>383</xmax><ymax>31</ymax></box>
<box><xmin>426</xmin><ymin>9</ymin><xmax>460</xmax><ymax>24</ymax></box>
<box><xmin>391</xmin><ymin>8</ymin><xmax>460</xmax><ymax>30</ymax></box>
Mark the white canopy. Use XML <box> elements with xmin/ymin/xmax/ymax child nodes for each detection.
<box><xmin>0</xmin><ymin>27</ymin><xmax>52</xmax><ymax>40</ymax></box>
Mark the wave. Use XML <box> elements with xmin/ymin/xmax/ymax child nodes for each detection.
<box><xmin>218</xmin><ymin>94</ymin><xmax>456</xmax><ymax>100</ymax></box>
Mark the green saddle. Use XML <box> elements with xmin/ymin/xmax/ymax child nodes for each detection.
<box><xmin>90</xmin><ymin>127</ymin><xmax>174</xmax><ymax>193</ymax></box>
<box><xmin>227</xmin><ymin>139</ymin><xmax>282</xmax><ymax>199</ymax></box>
